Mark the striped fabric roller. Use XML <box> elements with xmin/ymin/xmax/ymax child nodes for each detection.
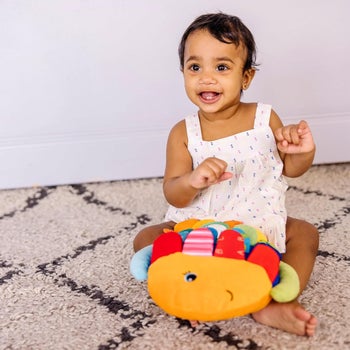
<box><xmin>182</xmin><ymin>228</ymin><xmax>214</xmax><ymax>256</ymax></box>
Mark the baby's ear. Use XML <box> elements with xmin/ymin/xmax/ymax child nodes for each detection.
<box><xmin>242</xmin><ymin>68</ymin><xmax>256</xmax><ymax>90</ymax></box>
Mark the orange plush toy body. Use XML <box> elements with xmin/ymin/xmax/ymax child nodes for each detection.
<box><xmin>130</xmin><ymin>219</ymin><xmax>299</xmax><ymax>321</ymax></box>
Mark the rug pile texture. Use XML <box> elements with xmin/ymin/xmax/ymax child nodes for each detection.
<box><xmin>0</xmin><ymin>163</ymin><xmax>349</xmax><ymax>349</ymax></box>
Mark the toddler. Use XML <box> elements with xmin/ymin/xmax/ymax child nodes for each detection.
<box><xmin>133</xmin><ymin>13</ymin><xmax>319</xmax><ymax>336</ymax></box>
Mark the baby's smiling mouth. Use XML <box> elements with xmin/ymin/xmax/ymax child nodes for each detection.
<box><xmin>199</xmin><ymin>91</ymin><xmax>221</xmax><ymax>103</ymax></box>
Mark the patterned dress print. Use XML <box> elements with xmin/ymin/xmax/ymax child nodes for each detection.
<box><xmin>165</xmin><ymin>103</ymin><xmax>287</xmax><ymax>252</ymax></box>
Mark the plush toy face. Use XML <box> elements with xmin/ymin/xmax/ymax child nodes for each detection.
<box><xmin>130</xmin><ymin>220</ymin><xmax>300</xmax><ymax>322</ymax></box>
<box><xmin>148</xmin><ymin>252</ymin><xmax>272</xmax><ymax>321</ymax></box>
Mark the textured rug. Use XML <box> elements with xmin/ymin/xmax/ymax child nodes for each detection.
<box><xmin>0</xmin><ymin>163</ymin><xmax>349</xmax><ymax>350</ymax></box>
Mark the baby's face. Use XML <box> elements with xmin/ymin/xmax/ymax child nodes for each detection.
<box><xmin>182</xmin><ymin>29</ymin><xmax>252</xmax><ymax>115</ymax></box>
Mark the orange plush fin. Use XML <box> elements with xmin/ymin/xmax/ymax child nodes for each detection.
<box><xmin>174</xmin><ymin>219</ymin><xmax>199</xmax><ymax>232</ymax></box>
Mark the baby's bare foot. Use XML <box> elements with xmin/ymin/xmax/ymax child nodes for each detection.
<box><xmin>189</xmin><ymin>320</ymin><xmax>199</xmax><ymax>328</ymax></box>
<box><xmin>252</xmin><ymin>300</ymin><xmax>317</xmax><ymax>336</ymax></box>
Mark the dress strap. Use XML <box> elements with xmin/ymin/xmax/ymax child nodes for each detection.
<box><xmin>254</xmin><ymin>103</ymin><xmax>272</xmax><ymax>128</ymax></box>
<box><xmin>185</xmin><ymin>114</ymin><xmax>202</xmax><ymax>140</ymax></box>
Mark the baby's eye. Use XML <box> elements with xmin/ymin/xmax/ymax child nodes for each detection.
<box><xmin>217</xmin><ymin>64</ymin><xmax>228</xmax><ymax>71</ymax></box>
<box><xmin>189</xmin><ymin>64</ymin><xmax>200</xmax><ymax>72</ymax></box>
<box><xmin>184</xmin><ymin>272</ymin><xmax>197</xmax><ymax>282</ymax></box>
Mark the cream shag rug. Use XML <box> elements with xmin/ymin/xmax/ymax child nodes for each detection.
<box><xmin>0</xmin><ymin>164</ymin><xmax>349</xmax><ymax>350</ymax></box>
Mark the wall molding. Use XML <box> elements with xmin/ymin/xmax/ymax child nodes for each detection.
<box><xmin>282</xmin><ymin>111</ymin><xmax>348</xmax><ymax>124</ymax></box>
<box><xmin>0</xmin><ymin>113</ymin><xmax>349</xmax><ymax>189</ymax></box>
<box><xmin>283</xmin><ymin>112</ymin><xmax>349</xmax><ymax>164</ymax></box>
<box><xmin>0</xmin><ymin>128</ymin><xmax>168</xmax><ymax>189</ymax></box>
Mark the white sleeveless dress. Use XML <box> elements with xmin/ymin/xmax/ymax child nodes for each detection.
<box><xmin>164</xmin><ymin>103</ymin><xmax>288</xmax><ymax>253</ymax></box>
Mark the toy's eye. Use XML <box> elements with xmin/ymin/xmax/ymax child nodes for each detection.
<box><xmin>184</xmin><ymin>272</ymin><xmax>197</xmax><ymax>282</ymax></box>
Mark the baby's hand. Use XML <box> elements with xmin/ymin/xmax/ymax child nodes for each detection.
<box><xmin>274</xmin><ymin>120</ymin><xmax>315</xmax><ymax>154</ymax></box>
<box><xmin>188</xmin><ymin>157</ymin><xmax>232</xmax><ymax>190</ymax></box>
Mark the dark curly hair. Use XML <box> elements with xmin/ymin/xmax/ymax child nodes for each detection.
<box><xmin>178</xmin><ymin>13</ymin><xmax>258</xmax><ymax>72</ymax></box>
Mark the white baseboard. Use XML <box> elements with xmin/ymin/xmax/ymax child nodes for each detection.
<box><xmin>0</xmin><ymin>130</ymin><xmax>168</xmax><ymax>189</ymax></box>
<box><xmin>0</xmin><ymin>114</ymin><xmax>349</xmax><ymax>189</ymax></box>
<box><xmin>283</xmin><ymin>112</ymin><xmax>349</xmax><ymax>164</ymax></box>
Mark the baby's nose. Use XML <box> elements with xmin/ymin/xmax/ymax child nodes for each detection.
<box><xmin>199</xmin><ymin>72</ymin><xmax>217</xmax><ymax>85</ymax></box>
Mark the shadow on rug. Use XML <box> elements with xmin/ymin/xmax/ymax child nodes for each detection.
<box><xmin>0</xmin><ymin>163</ymin><xmax>349</xmax><ymax>350</ymax></box>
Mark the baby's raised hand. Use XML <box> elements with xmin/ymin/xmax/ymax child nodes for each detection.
<box><xmin>274</xmin><ymin>120</ymin><xmax>315</xmax><ymax>154</ymax></box>
<box><xmin>188</xmin><ymin>157</ymin><xmax>232</xmax><ymax>190</ymax></box>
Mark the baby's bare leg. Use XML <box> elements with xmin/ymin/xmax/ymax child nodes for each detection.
<box><xmin>283</xmin><ymin>217</ymin><xmax>319</xmax><ymax>292</ymax></box>
<box><xmin>133</xmin><ymin>221</ymin><xmax>176</xmax><ymax>252</ymax></box>
<box><xmin>252</xmin><ymin>217</ymin><xmax>319</xmax><ymax>336</ymax></box>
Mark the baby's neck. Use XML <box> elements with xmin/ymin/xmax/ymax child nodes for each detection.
<box><xmin>198</xmin><ymin>102</ymin><xmax>256</xmax><ymax>141</ymax></box>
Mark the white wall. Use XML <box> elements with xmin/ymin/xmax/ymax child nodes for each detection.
<box><xmin>0</xmin><ymin>0</ymin><xmax>349</xmax><ymax>189</ymax></box>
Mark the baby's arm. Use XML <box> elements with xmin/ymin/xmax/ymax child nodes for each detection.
<box><xmin>271</xmin><ymin>113</ymin><xmax>316</xmax><ymax>177</ymax></box>
<box><xmin>163</xmin><ymin>121</ymin><xmax>232</xmax><ymax>208</ymax></box>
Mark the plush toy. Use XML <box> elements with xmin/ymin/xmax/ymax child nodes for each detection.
<box><xmin>130</xmin><ymin>219</ymin><xmax>299</xmax><ymax>321</ymax></box>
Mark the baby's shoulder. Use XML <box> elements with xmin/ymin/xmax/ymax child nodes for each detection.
<box><xmin>170</xmin><ymin>119</ymin><xmax>186</xmax><ymax>132</ymax></box>
<box><xmin>168</xmin><ymin>119</ymin><xmax>187</xmax><ymax>140</ymax></box>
